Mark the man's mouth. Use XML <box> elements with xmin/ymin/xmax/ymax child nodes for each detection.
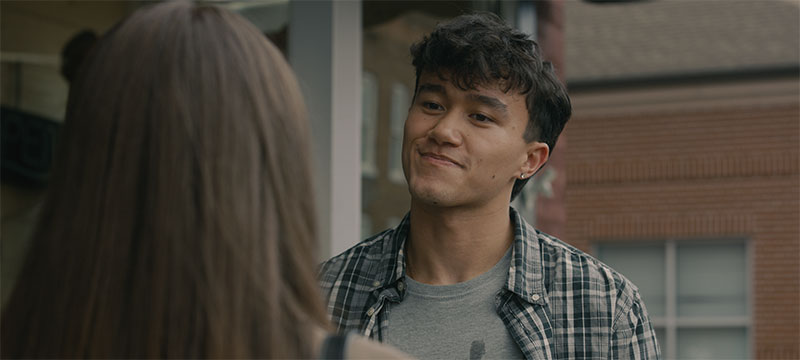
<box><xmin>419</xmin><ymin>150</ymin><xmax>464</xmax><ymax>168</ymax></box>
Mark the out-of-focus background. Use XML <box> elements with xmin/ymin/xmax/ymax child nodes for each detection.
<box><xmin>1</xmin><ymin>0</ymin><xmax>797</xmax><ymax>358</ymax></box>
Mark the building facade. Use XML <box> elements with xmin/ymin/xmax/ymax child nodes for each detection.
<box><xmin>564</xmin><ymin>1</ymin><xmax>800</xmax><ymax>358</ymax></box>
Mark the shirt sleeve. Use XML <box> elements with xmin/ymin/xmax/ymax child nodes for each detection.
<box><xmin>610</xmin><ymin>288</ymin><xmax>662</xmax><ymax>359</ymax></box>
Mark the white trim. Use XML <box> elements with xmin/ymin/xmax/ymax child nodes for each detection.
<box><xmin>288</xmin><ymin>0</ymin><xmax>362</xmax><ymax>260</ymax></box>
<box><xmin>674</xmin><ymin>317</ymin><xmax>750</xmax><ymax>327</ymax></box>
<box><xmin>746</xmin><ymin>237</ymin><xmax>754</xmax><ymax>359</ymax></box>
<box><xmin>665</xmin><ymin>239</ymin><xmax>677</xmax><ymax>359</ymax></box>
<box><xmin>329</xmin><ymin>0</ymin><xmax>362</xmax><ymax>258</ymax></box>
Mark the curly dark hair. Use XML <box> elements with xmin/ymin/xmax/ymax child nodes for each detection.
<box><xmin>410</xmin><ymin>12</ymin><xmax>571</xmax><ymax>201</ymax></box>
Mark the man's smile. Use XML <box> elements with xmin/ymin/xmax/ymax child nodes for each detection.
<box><xmin>418</xmin><ymin>149</ymin><xmax>464</xmax><ymax>168</ymax></box>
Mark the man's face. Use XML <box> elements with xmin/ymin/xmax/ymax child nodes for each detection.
<box><xmin>401</xmin><ymin>71</ymin><xmax>548</xmax><ymax>210</ymax></box>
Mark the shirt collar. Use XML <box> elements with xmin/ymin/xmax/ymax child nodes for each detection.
<box><xmin>373</xmin><ymin>212</ymin><xmax>410</xmax><ymax>290</ymax></box>
<box><xmin>371</xmin><ymin>207</ymin><xmax>545</xmax><ymax>305</ymax></box>
<box><xmin>506</xmin><ymin>206</ymin><xmax>546</xmax><ymax>305</ymax></box>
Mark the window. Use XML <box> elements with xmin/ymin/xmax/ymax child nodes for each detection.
<box><xmin>387</xmin><ymin>82</ymin><xmax>409</xmax><ymax>184</ymax></box>
<box><xmin>361</xmin><ymin>212</ymin><xmax>373</xmax><ymax>239</ymax></box>
<box><xmin>596</xmin><ymin>240</ymin><xmax>750</xmax><ymax>359</ymax></box>
<box><xmin>361</xmin><ymin>71</ymin><xmax>378</xmax><ymax>178</ymax></box>
<box><xmin>386</xmin><ymin>216</ymin><xmax>402</xmax><ymax>230</ymax></box>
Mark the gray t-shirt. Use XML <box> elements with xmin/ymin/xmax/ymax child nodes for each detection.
<box><xmin>386</xmin><ymin>248</ymin><xmax>523</xmax><ymax>360</ymax></box>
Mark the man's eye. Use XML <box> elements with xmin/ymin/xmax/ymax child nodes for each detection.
<box><xmin>471</xmin><ymin>113</ymin><xmax>493</xmax><ymax>123</ymax></box>
<box><xmin>422</xmin><ymin>102</ymin><xmax>443</xmax><ymax>111</ymax></box>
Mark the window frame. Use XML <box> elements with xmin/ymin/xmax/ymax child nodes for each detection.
<box><xmin>593</xmin><ymin>238</ymin><xmax>752</xmax><ymax>359</ymax></box>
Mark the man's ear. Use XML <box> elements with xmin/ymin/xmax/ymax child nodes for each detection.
<box><xmin>519</xmin><ymin>142</ymin><xmax>549</xmax><ymax>179</ymax></box>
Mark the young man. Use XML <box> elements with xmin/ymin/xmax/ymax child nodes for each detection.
<box><xmin>319</xmin><ymin>13</ymin><xmax>660</xmax><ymax>360</ymax></box>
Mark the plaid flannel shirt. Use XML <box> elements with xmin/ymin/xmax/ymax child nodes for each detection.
<box><xmin>318</xmin><ymin>207</ymin><xmax>661</xmax><ymax>359</ymax></box>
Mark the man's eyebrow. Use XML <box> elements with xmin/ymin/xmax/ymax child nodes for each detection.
<box><xmin>468</xmin><ymin>94</ymin><xmax>508</xmax><ymax>115</ymax></box>
<box><xmin>417</xmin><ymin>83</ymin><xmax>446</xmax><ymax>95</ymax></box>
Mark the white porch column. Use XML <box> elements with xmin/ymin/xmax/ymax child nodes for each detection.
<box><xmin>288</xmin><ymin>0</ymin><xmax>362</xmax><ymax>260</ymax></box>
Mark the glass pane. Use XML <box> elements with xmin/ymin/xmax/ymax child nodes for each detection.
<box><xmin>677</xmin><ymin>328</ymin><xmax>747</xmax><ymax>359</ymax></box>
<box><xmin>387</xmin><ymin>83</ymin><xmax>409</xmax><ymax>183</ymax></box>
<box><xmin>596</xmin><ymin>244</ymin><xmax>666</xmax><ymax>316</ymax></box>
<box><xmin>361</xmin><ymin>213</ymin><xmax>373</xmax><ymax>239</ymax></box>
<box><xmin>677</xmin><ymin>243</ymin><xmax>746</xmax><ymax>316</ymax></box>
<box><xmin>361</xmin><ymin>71</ymin><xmax>378</xmax><ymax>176</ymax></box>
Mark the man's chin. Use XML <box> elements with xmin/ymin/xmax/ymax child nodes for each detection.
<box><xmin>409</xmin><ymin>185</ymin><xmax>457</xmax><ymax>208</ymax></box>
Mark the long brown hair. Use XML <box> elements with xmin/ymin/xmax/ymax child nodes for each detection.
<box><xmin>1</xmin><ymin>2</ymin><xmax>329</xmax><ymax>358</ymax></box>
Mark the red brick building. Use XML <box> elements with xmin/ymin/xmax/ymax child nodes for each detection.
<box><xmin>564</xmin><ymin>1</ymin><xmax>799</xmax><ymax>358</ymax></box>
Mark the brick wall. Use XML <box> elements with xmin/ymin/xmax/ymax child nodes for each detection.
<box><xmin>565</xmin><ymin>77</ymin><xmax>799</xmax><ymax>358</ymax></box>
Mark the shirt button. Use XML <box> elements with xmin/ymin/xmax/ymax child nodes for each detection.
<box><xmin>367</xmin><ymin>308</ymin><xmax>375</xmax><ymax>316</ymax></box>
<box><xmin>372</xmin><ymin>280</ymin><xmax>381</xmax><ymax>287</ymax></box>
<box><xmin>532</xmin><ymin>294</ymin><xmax>540</xmax><ymax>301</ymax></box>
<box><xmin>397</xmin><ymin>281</ymin><xmax>405</xmax><ymax>291</ymax></box>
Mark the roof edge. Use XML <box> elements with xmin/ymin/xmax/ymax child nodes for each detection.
<box><xmin>567</xmin><ymin>65</ymin><xmax>800</xmax><ymax>92</ymax></box>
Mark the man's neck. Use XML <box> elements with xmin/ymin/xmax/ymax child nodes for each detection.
<box><xmin>405</xmin><ymin>201</ymin><xmax>513</xmax><ymax>285</ymax></box>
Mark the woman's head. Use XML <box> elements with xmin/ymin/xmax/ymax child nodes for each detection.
<box><xmin>2</xmin><ymin>2</ymin><xmax>327</xmax><ymax>358</ymax></box>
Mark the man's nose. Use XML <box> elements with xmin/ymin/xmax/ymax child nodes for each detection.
<box><xmin>426</xmin><ymin>111</ymin><xmax>463</xmax><ymax>147</ymax></box>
